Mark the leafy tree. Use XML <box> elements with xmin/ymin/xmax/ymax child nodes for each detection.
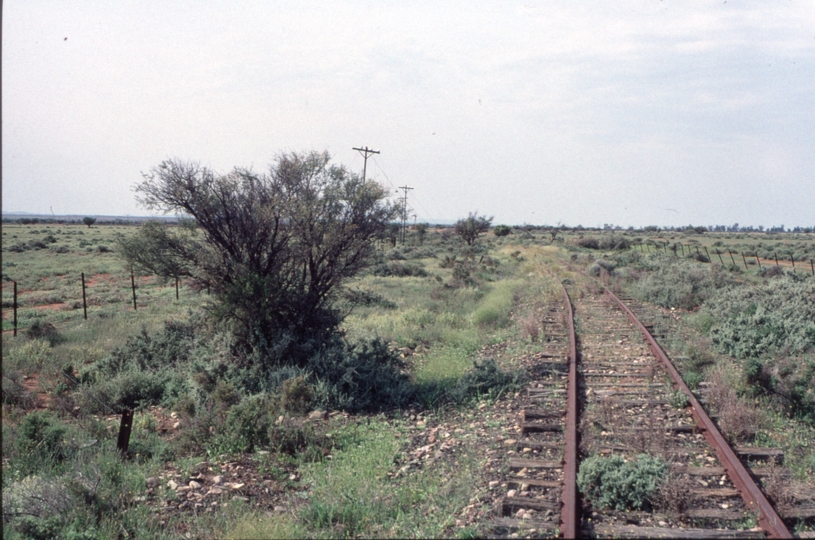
<box><xmin>454</xmin><ymin>212</ymin><xmax>493</xmax><ymax>245</ymax></box>
<box><xmin>82</xmin><ymin>217</ymin><xmax>96</xmax><ymax>228</ymax></box>
<box><xmin>119</xmin><ymin>151</ymin><xmax>397</xmax><ymax>363</ymax></box>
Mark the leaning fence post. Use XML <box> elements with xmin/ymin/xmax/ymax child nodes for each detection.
<box><xmin>755</xmin><ymin>253</ymin><xmax>761</xmax><ymax>268</ymax></box>
<box><xmin>81</xmin><ymin>272</ymin><xmax>88</xmax><ymax>320</ymax></box>
<box><xmin>131</xmin><ymin>272</ymin><xmax>137</xmax><ymax>310</ymax></box>
<box><xmin>13</xmin><ymin>280</ymin><xmax>18</xmax><ymax>337</ymax></box>
<box><xmin>704</xmin><ymin>247</ymin><xmax>711</xmax><ymax>262</ymax></box>
<box><xmin>728</xmin><ymin>249</ymin><xmax>736</xmax><ymax>267</ymax></box>
<box><xmin>741</xmin><ymin>252</ymin><xmax>749</xmax><ymax>270</ymax></box>
<box><xmin>117</xmin><ymin>409</ymin><xmax>134</xmax><ymax>456</ymax></box>
<box><xmin>715</xmin><ymin>249</ymin><xmax>725</xmax><ymax>265</ymax></box>
<box><xmin>791</xmin><ymin>255</ymin><xmax>795</xmax><ymax>269</ymax></box>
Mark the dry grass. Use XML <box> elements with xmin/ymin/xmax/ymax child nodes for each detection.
<box><xmin>625</xmin><ymin>413</ymin><xmax>669</xmax><ymax>456</ymax></box>
<box><xmin>706</xmin><ymin>367</ymin><xmax>759</xmax><ymax>443</ymax></box>
<box><xmin>519</xmin><ymin>312</ymin><xmax>541</xmax><ymax>342</ymax></box>
<box><xmin>652</xmin><ymin>472</ymin><xmax>698</xmax><ymax>515</ymax></box>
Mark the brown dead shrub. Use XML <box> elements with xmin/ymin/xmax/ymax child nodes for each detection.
<box><xmin>706</xmin><ymin>367</ymin><xmax>758</xmax><ymax>443</ymax></box>
<box><xmin>760</xmin><ymin>458</ymin><xmax>796</xmax><ymax>511</ymax></box>
<box><xmin>519</xmin><ymin>312</ymin><xmax>541</xmax><ymax>342</ymax></box>
<box><xmin>626</xmin><ymin>413</ymin><xmax>668</xmax><ymax>456</ymax></box>
<box><xmin>652</xmin><ymin>473</ymin><xmax>698</xmax><ymax>515</ymax></box>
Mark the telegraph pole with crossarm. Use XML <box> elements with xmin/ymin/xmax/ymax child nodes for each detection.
<box><xmin>352</xmin><ymin>146</ymin><xmax>380</xmax><ymax>181</ymax></box>
<box><xmin>398</xmin><ymin>185</ymin><xmax>413</xmax><ymax>244</ymax></box>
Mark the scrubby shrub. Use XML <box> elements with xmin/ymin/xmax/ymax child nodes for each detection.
<box><xmin>519</xmin><ymin>312</ymin><xmax>541</xmax><ymax>342</ymax></box>
<box><xmin>2</xmin><ymin>372</ymin><xmax>37</xmax><ymax>408</ymax></box>
<box><xmin>577</xmin><ymin>454</ymin><xmax>668</xmax><ymax>511</ymax></box>
<box><xmin>269</xmin><ymin>418</ymin><xmax>332</xmax><ymax>461</ymax></box>
<box><xmin>493</xmin><ymin>225</ymin><xmax>512</xmax><ymax>237</ymax></box>
<box><xmin>92</xmin><ymin>369</ymin><xmax>186</xmax><ymax>412</ymax></box>
<box><xmin>631</xmin><ymin>260</ymin><xmax>735</xmax><ymax>310</ymax></box>
<box><xmin>385</xmin><ymin>249</ymin><xmax>406</xmax><ymax>261</ymax></box>
<box><xmin>5</xmin><ymin>339</ymin><xmax>52</xmax><ymax>373</ymax></box>
<box><xmin>217</xmin><ymin>395</ymin><xmax>273</xmax><ymax>453</ymax></box>
<box><xmin>13</xmin><ymin>412</ymin><xmax>73</xmax><ymax>476</ymax></box>
<box><xmin>307</xmin><ymin>338</ymin><xmax>414</xmax><ymax>413</ymax></box>
<box><xmin>705</xmin><ymin>367</ymin><xmax>761</xmax><ymax>441</ymax></box>
<box><xmin>371</xmin><ymin>261</ymin><xmax>428</xmax><ymax>278</ymax></box>
<box><xmin>2</xmin><ymin>475</ymin><xmax>76</xmax><ymax>537</ymax></box>
<box><xmin>89</xmin><ymin>321</ymin><xmax>196</xmax><ymax>376</ymax></box>
<box><xmin>343</xmin><ymin>289</ymin><xmax>397</xmax><ymax>309</ymax></box>
<box><xmin>587</xmin><ymin>259</ymin><xmax>616</xmax><ymax>277</ymax></box>
<box><xmin>450</xmin><ymin>263</ymin><xmax>477</xmax><ymax>287</ymax></box>
<box><xmin>598</xmin><ymin>235</ymin><xmax>630</xmax><ymax>250</ymax></box>
<box><xmin>450</xmin><ymin>358</ymin><xmax>523</xmax><ymax>403</ymax></box>
<box><xmin>577</xmin><ymin>237</ymin><xmax>600</xmax><ymax>249</ymax></box>
<box><xmin>281</xmin><ymin>376</ymin><xmax>314</xmax><ymax>414</ymax></box>
<box><xmin>25</xmin><ymin>320</ymin><xmax>62</xmax><ymax>345</ymax></box>
<box><xmin>741</xmin><ymin>355</ymin><xmax>815</xmax><ymax>425</ymax></box>
<box><xmin>705</xmin><ymin>275</ymin><xmax>815</xmax><ymax>358</ymax></box>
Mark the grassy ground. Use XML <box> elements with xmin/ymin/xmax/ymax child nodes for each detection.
<box><xmin>3</xmin><ymin>222</ymin><xmax>813</xmax><ymax>538</ymax></box>
<box><xmin>2</xmin><ymin>224</ymin><xmax>554</xmax><ymax>538</ymax></box>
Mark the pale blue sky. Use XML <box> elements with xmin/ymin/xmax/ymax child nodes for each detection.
<box><xmin>3</xmin><ymin>1</ymin><xmax>814</xmax><ymax>227</ymax></box>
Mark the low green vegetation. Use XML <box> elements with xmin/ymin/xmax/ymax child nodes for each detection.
<box><xmin>3</xmin><ymin>216</ymin><xmax>813</xmax><ymax>537</ymax></box>
<box><xmin>577</xmin><ymin>454</ymin><xmax>668</xmax><ymax>511</ymax></box>
<box><xmin>2</xmin><ymin>216</ymin><xmax>535</xmax><ymax>538</ymax></box>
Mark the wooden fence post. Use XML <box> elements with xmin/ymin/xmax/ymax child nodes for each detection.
<box><xmin>774</xmin><ymin>254</ymin><xmax>779</xmax><ymax>267</ymax></box>
<box><xmin>791</xmin><ymin>255</ymin><xmax>795</xmax><ymax>269</ymax></box>
<box><xmin>13</xmin><ymin>280</ymin><xmax>18</xmax><ymax>337</ymax></box>
<box><xmin>741</xmin><ymin>252</ymin><xmax>749</xmax><ymax>270</ymax></box>
<box><xmin>81</xmin><ymin>272</ymin><xmax>88</xmax><ymax>320</ymax></box>
<box><xmin>704</xmin><ymin>247</ymin><xmax>711</xmax><ymax>262</ymax></box>
<box><xmin>715</xmin><ymin>249</ymin><xmax>725</xmax><ymax>265</ymax></box>
<box><xmin>117</xmin><ymin>409</ymin><xmax>134</xmax><ymax>456</ymax></box>
<box><xmin>175</xmin><ymin>276</ymin><xmax>179</xmax><ymax>300</ymax></box>
<box><xmin>755</xmin><ymin>253</ymin><xmax>761</xmax><ymax>268</ymax></box>
<box><xmin>131</xmin><ymin>272</ymin><xmax>137</xmax><ymax>310</ymax></box>
<box><xmin>728</xmin><ymin>249</ymin><xmax>736</xmax><ymax>267</ymax></box>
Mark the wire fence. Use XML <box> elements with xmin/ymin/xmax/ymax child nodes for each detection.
<box><xmin>634</xmin><ymin>242</ymin><xmax>815</xmax><ymax>273</ymax></box>
<box><xmin>2</xmin><ymin>270</ymin><xmax>193</xmax><ymax>338</ymax></box>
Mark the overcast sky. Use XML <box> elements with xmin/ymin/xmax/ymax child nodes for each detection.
<box><xmin>3</xmin><ymin>1</ymin><xmax>814</xmax><ymax>227</ymax></box>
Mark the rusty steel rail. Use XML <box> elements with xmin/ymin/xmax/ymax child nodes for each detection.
<box><xmin>603</xmin><ymin>287</ymin><xmax>792</xmax><ymax>539</ymax></box>
<box><xmin>559</xmin><ymin>284</ymin><xmax>579</xmax><ymax>539</ymax></box>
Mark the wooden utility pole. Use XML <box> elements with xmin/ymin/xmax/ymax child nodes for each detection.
<box><xmin>352</xmin><ymin>146</ymin><xmax>380</xmax><ymax>181</ymax></box>
<box><xmin>398</xmin><ymin>185</ymin><xmax>413</xmax><ymax>244</ymax></box>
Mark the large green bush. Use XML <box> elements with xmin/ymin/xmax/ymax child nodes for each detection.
<box><xmin>306</xmin><ymin>338</ymin><xmax>415</xmax><ymax>413</ymax></box>
<box><xmin>631</xmin><ymin>260</ymin><xmax>735</xmax><ymax>310</ymax></box>
<box><xmin>704</xmin><ymin>275</ymin><xmax>815</xmax><ymax>358</ymax></box>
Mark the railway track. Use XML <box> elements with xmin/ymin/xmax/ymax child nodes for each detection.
<box><xmin>488</xmin><ymin>276</ymin><xmax>813</xmax><ymax>539</ymax></box>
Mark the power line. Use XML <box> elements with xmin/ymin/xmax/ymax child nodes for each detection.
<box><xmin>371</xmin><ymin>157</ymin><xmax>437</xmax><ymax>223</ymax></box>
<box><xmin>370</xmin><ymin>156</ymin><xmax>398</xmax><ymax>191</ymax></box>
